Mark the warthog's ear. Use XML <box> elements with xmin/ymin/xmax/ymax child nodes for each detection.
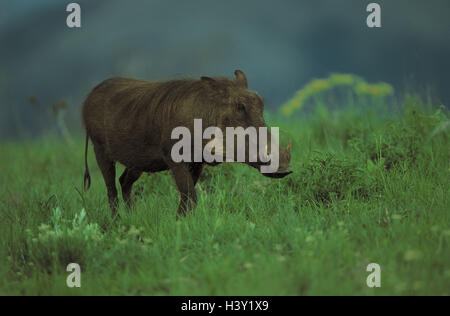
<box><xmin>234</xmin><ymin>70</ymin><xmax>248</xmax><ymax>89</ymax></box>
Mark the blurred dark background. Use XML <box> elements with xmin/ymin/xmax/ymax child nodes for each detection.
<box><xmin>1</xmin><ymin>0</ymin><xmax>449</xmax><ymax>139</ymax></box>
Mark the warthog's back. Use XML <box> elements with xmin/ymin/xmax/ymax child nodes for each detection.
<box><xmin>83</xmin><ymin>77</ymin><xmax>160</xmax><ymax>144</ymax></box>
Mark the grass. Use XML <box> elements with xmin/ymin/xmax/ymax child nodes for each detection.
<box><xmin>0</xmin><ymin>95</ymin><xmax>449</xmax><ymax>295</ymax></box>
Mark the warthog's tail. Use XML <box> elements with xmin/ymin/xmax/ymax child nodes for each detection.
<box><xmin>83</xmin><ymin>132</ymin><xmax>91</xmax><ymax>191</ymax></box>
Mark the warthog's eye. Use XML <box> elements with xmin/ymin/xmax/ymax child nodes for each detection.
<box><xmin>237</xmin><ymin>103</ymin><xmax>246</xmax><ymax>112</ymax></box>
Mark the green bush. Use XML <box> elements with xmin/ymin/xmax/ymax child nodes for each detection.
<box><xmin>285</xmin><ymin>152</ymin><xmax>380</xmax><ymax>205</ymax></box>
<box><xmin>348</xmin><ymin>95</ymin><xmax>448</xmax><ymax>170</ymax></box>
<box><xmin>23</xmin><ymin>208</ymin><xmax>103</xmax><ymax>274</ymax></box>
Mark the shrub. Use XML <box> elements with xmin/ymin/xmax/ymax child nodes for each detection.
<box><xmin>25</xmin><ymin>207</ymin><xmax>103</xmax><ymax>273</ymax></box>
<box><xmin>285</xmin><ymin>152</ymin><xmax>378</xmax><ymax>205</ymax></box>
<box><xmin>348</xmin><ymin>95</ymin><xmax>448</xmax><ymax>170</ymax></box>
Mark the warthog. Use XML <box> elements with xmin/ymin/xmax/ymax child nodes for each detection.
<box><xmin>82</xmin><ymin>70</ymin><xmax>292</xmax><ymax>216</ymax></box>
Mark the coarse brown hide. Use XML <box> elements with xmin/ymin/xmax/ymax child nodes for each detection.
<box><xmin>82</xmin><ymin>70</ymin><xmax>292</xmax><ymax>217</ymax></box>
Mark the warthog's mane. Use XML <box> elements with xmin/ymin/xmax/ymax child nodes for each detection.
<box><xmin>92</xmin><ymin>76</ymin><xmax>240</xmax><ymax>124</ymax></box>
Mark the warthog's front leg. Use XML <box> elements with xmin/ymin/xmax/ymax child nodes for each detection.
<box><xmin>170</xmin><ymin>163</ymin><xmax>197</xmax><ymax>217</ymax></box>
<box><xmin>189</xmin><ymin>163</ymin><xmax>204</xmax><ymax>185</ymax></box>
<box><xmin>119</xmin><ymin>168</ymin><xmax>143</xmax><ymax>207</ymax></box>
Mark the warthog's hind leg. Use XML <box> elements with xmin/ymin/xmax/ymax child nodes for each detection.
<box><xmin>93</xmin><ymin>142</ymin><xmax>118</xmax><ymax>216</ymax></box>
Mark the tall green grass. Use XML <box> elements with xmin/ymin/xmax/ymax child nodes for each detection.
<box><xmin>0</xmin><ymin>95</ymin><xmax>448</xmax><ymax>295</ymax></box>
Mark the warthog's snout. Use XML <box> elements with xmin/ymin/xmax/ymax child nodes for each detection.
<box><xmin>260</xmin><ymin>141</ymin><xmax>293</xmax><ymax>178</ymax></box>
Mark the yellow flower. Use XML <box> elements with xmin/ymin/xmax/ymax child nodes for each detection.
<box><xmin>354</xmin><ymin>82</ymin><xmax>393</xmax><ymax>97</ymax></box>
<box><xmin>309</xmin><ymin>79</ymin><xmax>331</xmax><ymax>92</ymax></box>
<box><xmin>329</xmin><ymin>74</ymin><xmax>355</xmax><ymax>86</ymax></box>
<box><xmin>280</xmin><ymin>73</ymin><xmax>394</xmax><ymax>116</ymax></box>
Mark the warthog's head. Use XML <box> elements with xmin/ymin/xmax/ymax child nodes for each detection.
<box><xmin>202</xmin><ymin>70</ymin><xmax>292</xmax><ymax>178</ymax></box>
